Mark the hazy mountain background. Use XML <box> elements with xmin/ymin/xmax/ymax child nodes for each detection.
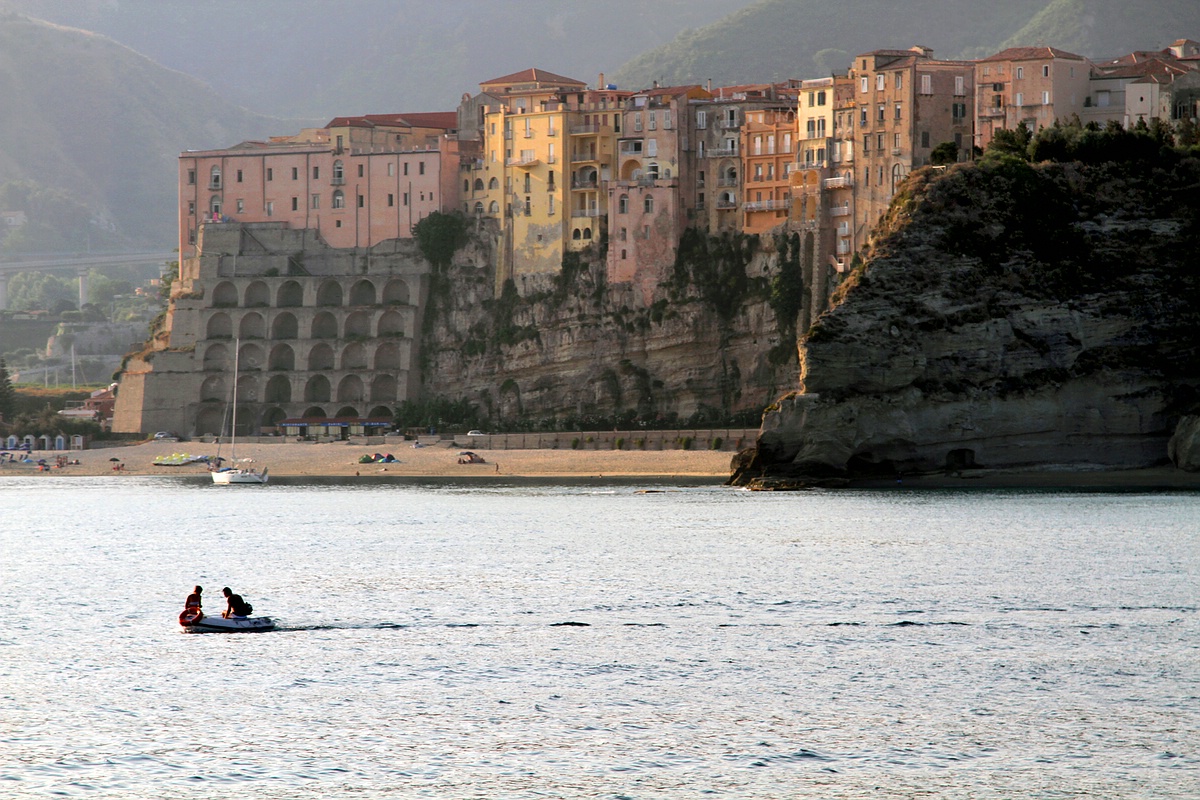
<box><xmin>0</xmin><ymin>0</ymin><xmax>1195</xmax><ymax>252</ymax></box>
<box><xmin>1</xmin><ymin>0</ymin><xmax>756</xmax><ymax>118</ymax></box>
<box><xmin>613</xmin><ymin>0</ymin><xmax>1200</xmax><ymax>89</ymax></box>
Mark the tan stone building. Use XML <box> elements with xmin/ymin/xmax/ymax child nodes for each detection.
<box><xmin>842</xmin><ymin>47</ymin><xmax>974</xmax><ymax>256</ymax></box>
<box><xmin>975</xmin><ymin>46</ymin><xmax>1090</xmax><ymax>149</ymax></box>
<box><xmin>112</xmin><ymin>223</ymin><xmax>428</xmax><ymax>437</ymax></box>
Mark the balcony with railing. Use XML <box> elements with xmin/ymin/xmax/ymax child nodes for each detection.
<box><xmin>506</xmin><ymin>155</ymin><xmax>540</xmax><ymax>167</ymax></box>
<box><xmin>743</xmin><ymin>199</ymin><xmax>789</xmax><ymax>212</ymax></box>
<box><xmin>829</xmin><ymin>206</ymin><xmax>851</xmax><ymax>217</ymax></box>
<box><xmin>571</xmin><ymin>151</ymin><xmax>599</xmax><ymax>163</ymax></box>
<box><xmin>823</xmin><ymin>176</ymin><xmax>852</xmax><ymax>189</ymax></box>
<box><xmin>709</xmin><ymin>146</ymin><xmax>739</xmax><ymax>158</ymax></box>
<box><xmin>717</xmin><ymin>119</ymin><xmax>740</xmax><ymax>129</ymax></box>
<box><xmin>570</xmin><ymin>208</ymin><xmax>605</xmax><ymax>218</ymax></box>
<box><xmin>716</xmin><ymin>198</ymin><xmax>738</xmax><ymax>210</ymax></box>
<box><xmin>570</xmin><ymin>123</ymin><xmax>608</xmax><ymax>135</ymax></box>
<box><xmin>571</xmin><ymin>179</ymin><xmax>598</xmax><ymax>190</ymax></box>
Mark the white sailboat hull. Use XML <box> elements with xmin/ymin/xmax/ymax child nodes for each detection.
<box><xmin>211</xmin><ymin>466</ymin><xmax>268</xmax><ymax>485</ymax></box>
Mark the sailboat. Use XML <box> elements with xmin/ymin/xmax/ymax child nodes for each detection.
<box><xmin>211</xmin><ymin>339</ymin><xmax>268</xmax><ymax>485</ymax></box>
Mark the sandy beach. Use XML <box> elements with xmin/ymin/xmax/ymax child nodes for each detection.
<box><xmin>1</xmin><ymin>438</ymin><xmax>735</xmax><ymax>480</ymax></box>
<box><xmin>5</xmin><ymin>438</ymin><xmax>1199</xmax><ymax>488</ymax></box>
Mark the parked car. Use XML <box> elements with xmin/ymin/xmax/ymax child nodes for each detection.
<box><xmin>153</xmin><ymin>431</ymin><xmax>181</xmax><ymax>442</ymax></box>
<box><xmin>467</xmin><ymin>430</ymin><xmax>484</xmax><ymax>437</ymax></box>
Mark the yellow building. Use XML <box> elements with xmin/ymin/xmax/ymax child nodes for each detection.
<box><xmin>461</xmin><ymin>68</ymin><xmax>628</xmax><ymax>295</ymax></box>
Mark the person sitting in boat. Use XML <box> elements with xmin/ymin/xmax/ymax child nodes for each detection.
<box><xmin>185</xmin><ymin>585</ymin><xmax>203</xmax><ymax>611</ymax></box>
<box><xmin>221</xmin><ymin>586</ymin><xmax>254</xmax><ymax>618</ymax></box>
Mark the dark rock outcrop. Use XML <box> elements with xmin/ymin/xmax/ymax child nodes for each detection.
<box><xmin>731</xmin><ymin>154</ymin><xmax>1200</xmax><ymax>485</ymax></box>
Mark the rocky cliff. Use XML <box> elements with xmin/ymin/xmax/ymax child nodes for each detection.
<box><xmin>731</xmin><ymin>152</ymin><xmax>1200</xmax><ymax>486</ymax></box>
<box><xmin>421</xmin><ymin>226</ymin><xmax>802</xmax><ymax>429</ymax></box>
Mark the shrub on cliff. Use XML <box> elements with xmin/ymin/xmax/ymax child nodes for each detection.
<box><xmin>414</xmin><ymin>211</ymin><xmax>467</xmax><ymax>270</ymax></box>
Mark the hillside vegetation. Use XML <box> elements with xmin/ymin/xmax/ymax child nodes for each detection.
<box><xmin>614</xmin><ymin>0</ymin><xmax>1200</xmax><ymax>88</ymax></box>
<box><xmin>0</xmin><ymin>12</ymin><xmax>283</xmax><ymax>247</ymax></box>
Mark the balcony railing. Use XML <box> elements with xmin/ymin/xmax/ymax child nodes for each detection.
<box><xmin>823</xmin><ymin>176</ymin><xmax>852</xmax><ymax>189</ymax></box>
<box><xmin>717</xmin><ymin>119</ymin><xmax>740</xmax><ymax>129</ymax></box>
<box><xmin>829</xmin><ymin>206</ymin><xmax>851</xmax><ymax>217</ymax></box>
<box><xmin>571</xmin><ymin>208</ymin><xmax>605</xmax><ymax>218</ymax></box>
<box><xmin>716</xmin><ymin>199</ymin><xmax>737</xmax><ymax>210</ymax></box>
<box><xmin>717</xmin><ymin>177</ymin><xmax>738</xmax><ymax>187</ymax></box>
<box><xmin>571</xmin><ymin>152</ymin><xmax>599</xmax><ymax>163</ymax></box>
<box><xmin>331</xmin><ymin>176</ymin><xmax>345</xmax><ymax>185</ymax></box>
<box><xmin>571</xmin><ymin>179</ymin><xmax>598</xmax><ymax>190</ymax></box>
<box><xmin>709</xmin><ymin>147</ymin><xmax>739</xmax><ymax>158</ymax></box>
<box><xmin>506</xmin><ymin>155</ymin><xmax>540</xmax><ymax>167</ymax></box>
<box><xmin>570</xmin><ymin>124</ymin><xmax>605</xmax><ymax>135</ymax></box>
<box><xmin>744</xmin><ymin>199</ymin><xmax>789</xmax><ymax>212</ymax></box>
<box><xmin>618</xmin><ymin>145</ymin><xmax>644</xmax><ymax>156</ymax></box>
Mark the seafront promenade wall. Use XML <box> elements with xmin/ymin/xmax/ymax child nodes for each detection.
<box><xmin>196</xmin><ymin>429</ymin><xmax>760</xmax><ymax>453</ymax></box>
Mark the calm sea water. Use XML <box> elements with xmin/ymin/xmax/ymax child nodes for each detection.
<box><xmin>0</xmin><ymin>477</ymin><xmax>1197</xmax><ymax>799</ymax></box>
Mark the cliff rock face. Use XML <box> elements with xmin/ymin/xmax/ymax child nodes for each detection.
<box><xmin>732</xmin><ymin>155</ymin><xmax>1200</xmax><ymax>485</ymax></box>
<box><xmin>422</xmin><ymin>232</ymin><xmax>800</xmax><ymax>427</ymax></box>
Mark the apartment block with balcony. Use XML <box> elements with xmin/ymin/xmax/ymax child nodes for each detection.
<box><xmin>844</xmin><ymin>47</ymin><xmax>974</xmax><ymax>258</ymax></box>
<box><xmin>178</xmin><ymin>113</ymin><xmax>462</xmax><ymax>259</ymax></box>
<box><xmin>1086</xmin><ymin>49</ymin><xmax>1200</xmax><ymax>128</ymax></box>
<box><xmin>741</xmin><ymin>107</ymin><xmax>798</xmax><ymax>234</ymax></box>
<box><xmin>608</xmin><ymin>84</ymin><xmax>710</xmax><ymax>298</ymax></box>
<box><xmin>975</xmin><ymin>47</ymin><xmax>1090</xmax><ymax>149</ymax></box>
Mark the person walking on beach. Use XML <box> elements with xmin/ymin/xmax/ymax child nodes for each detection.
<box><xmin>221</xmin><ymin>586</ymin><xmax>253</xmax><ymax>618</ymax></box>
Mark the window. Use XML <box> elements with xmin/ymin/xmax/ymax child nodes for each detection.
<box><xmin>894</xmin><ymin>133</ymin><xmax>901</xmax><ymax>149</ymax></box>
<box><xmin>783</xmin><ymin>133</ymin><xmax>792</xmax><ymax>153</ymax></box>
<box><xmin>895</xmin><ymin>73</ymin><xmax>903</xmax><ymax>90</ymax></box>
<box><xmin>187</xmin><ymin>169</ymin><xmax>196</xmax><ymax>185</ymax></box>
<box><xmin>291</xmin><ymin>197</ymin><xmax>298</xmax><ymax>211</ymax></box>
<box><xmin>1042</xmin><ymin>91</ymin><xmax>1050</xmax><ymax>105</ymax></box>
<box><xmin>236</xmin><ymin>169</ymin><xmax>243</xmax><ymax>183</ymax></box>
<box><xmin>488</xmin><ymin>177</ymin><xmax>499</xmax><ymax>190</ymax></box>
<box><xmin>312</xmin><ymin>166</ymin><xmax>320</xmax><ymax>180</ymax></box>
<box><xmin>333</xmin><ymin>161</ymin><xmax>344</xmax><ymax>182</ymax></box>
<box><xmin>358</xmin><ymin>164</ymin><xmax>364</xmax><ymax>177</ymax></box>
<box><xmin>860</xmin><ymin>76</ymin><xmax>869</xmax><ymax>93</ymax></box>
<box><xmin>547</xmin><ymin>170</ymin><xmax>556</xmax><ymax>189</ymax></box>
<box><xmin>332</xmin><ymin>190</ymin><xmax>344</xmax><ymax>209</ymax></box>
<box><xmin>236</xmin><ymin>198</ymin><xmax>244</xmax><ymax>213</ymax></box>
<box><xmin>1015</xmin><ymin>92</ymin><xmax>1024</xmax><ymax>106</ymax></box>
<box><xmin>644</xmin><ymin>196</ymin><xmax>654</xmax><ymax>213</ymax></box>
<box><xmin>1042</xmin><ymin>65</ymin><xmax>1050</xmax><ymax>78</ymax></box>
<box><xmin>817</xmin><ymin>90</ymin><xmax>827</xmax><ymax>106</ymax></box>
<box><xmin>209</xmin><ymin>166</ymin><xmax>221</xmax><ymax>188</ymax></box>
<box><xmin>876</xmin><ymin>74</ymin><xmax>885</xmax><ymax>90</ymax></box>
<box><xmin>648</xmin><ymin>111</ymin><xmax>657</xmax><ymax>130</ymax></box>
<box><xmin>860</xmin><ymin>106</ymin><xmax>868</xmax><ymax>125</ymax></box>
<box><xmin>697</xmin><ymin>110</ymin><xmax>707</xmax><ymax>129</ymax></box>
<box><xmin>357</xmin><ymin>194</ymin><xmax>364</xmax><ymax>208</ymax></box>
<box><xmin>547</xmin><ymin>195</ymin><xmax>554</xmax><ymax>215</ymax></box>
<box><xmin>388</xmin><ymin>163</ymin><xmax>394</xmax><ymax>177</ymax></box>
<box><xmin>311</xmin><ymin>194</ymin><xmax>320</xmax><ymax>209</ymax></box>
<box><xmin>620</xmin><ymin>227</ymin><xmax>627</xmax><ymax>241</ymax></box>
<box><xmin>863</xmin><ymin>135</ymin><xmax>870</xmax><ymax>153</ymax></box>
<box><xmin>817</xmin><ymin>118</ymin><xmax>826</xmax><ymax>137</ymax></box>
<box><xmin>266</xmin><ymin>201</ymin><xmax>273</xmax><ymax>217</ymax></box>
<box><xmin>387</xmin><ymin>193</ymin><xmax>394</xmax><ymax>207</ymax></box>
<box><xmin>895</xmin><ymin>103</ymin><xmax>902</xmax><ymax>120</ymax></box>
<box><xmin>403</xmin><ymin>192</ymin><xmax>409</xmax><ymax>205</ymax></box>
<box><xmin>1016</xmin><ymin>67</ymin><xmax>1024</xmax><ymax>80</ymax></box>
<box><xmin>267</xmin><ymin>167</ymin><xmax>273</xmax><ymax>181</ymax></box>
<box><xmin>524</xmin><ymin>196</ymin><xmax>531</xmax><ymax>215</ymax></box>
<box><xmin>292</xmin><ymin>167</ymin><xmax>298</xmax><ymax>180</ymax></box>
<box><xmin>418</xmin><ymin>162</ymin><xmax>425</xmax><ymax>175</ymax></box>
<box><xmin>920</xmin><ymin>74</ymin><xmax>932</xmax><ymax>94</ymax></box>
<box><xmin>403</xmin><ymin>163</ymin><xmax>409</xmax><ymax>176</ymax></box>
<box><xmin>952</xmin><ymin>103</ymin><xmax>967</xmax><ymax>120</ymax></box>
<box><xmin>954</xmin><ymin>76</ymin><xmax>965</xmax><ymax>96</ymax></box>
<box><xmin>878</xmin><ymin>104</ymin><xmax>885</xmax><ymax>122</ymax></box>
<box><xmin>754</xmin><ymin>135</ymin><xmax>763</xmax><ymax>156</ymax></box>
<box><xmin>647</xmin><ymin>139</ymin><xmax>657</xmax><ymax>157</ymax></box>
<box><xmin>187</xmin><ymin>201</ymin><xmax>195</xmax><ymax>215</ymax></box>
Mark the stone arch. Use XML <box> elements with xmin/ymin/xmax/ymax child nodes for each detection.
<box><xmin>317</xmin><ymin>280</ymin><xmax>343</xmax><ymax>307</ymax></box>
<box><xmin>232</xmin><ymin>404</ymin><xmax>258</xmax><ymax>437</ymax></box>
<box><xmin>474</xmin><ymin>201</ymin><xmax>484</xmax><ymax>215</ymax></box>
<box><xmin>303</xmin><ymin>406</ymin><xmax>327</xmax><ymax>418</ymax></box>
<box><xmin>196</xmin><ymin>407</ymin><xmax>224</xmax><ymax>438</ymax></box>
<box><xmin>235</xmin><ymin>374</ymin><xmax>259</xmax><ymax>403</ymax></box>
<box><xmin>337</xmin><ymin>375</ymin><xmax>365</xmax><ymax>403</ymax></box>
<box><xmin>239</xmin><ymin>312</ymin><xmax>266</xmax><ymax>340</ymax></box>
<box><xmin>308</xmin><ymin>343</ymin><xmax>335</xmax><ymax>371</ymax></box>
<box><xmin>265</xmin><ymin>374</ymin><xmax>292</xmax><ymax>403</ymax></box>
<box><xmin>206</xmin><ymin>313</ymin><xmax>233</xmax><ymax>340</ymax></box>
<box><xmin>375</xmin><ymin>341</ymin><xmax>402</xmax><ymax>370</ymax></box>
<box><xmin>312</xmin><ymin>311</ymin><xmax>339</xmax><ymax>339</ymax></box>
<box><xmin>368</xmin><ymin>405</ymin><xmax>393</xmax><ymax>420</ymax></box>
<box><xmin>237</xmin><ymin>342</ymin><xmax>266</xmax><ymax>372</ymax></box>
<box><xmin>336</xmin><ymin>405</ymin><xmax>359</xmax><ymax>418</ymax></box>
<box><xmin>620</xmin><ymin>160</ymin><xmax>641</xmax><ymax>181</ymax></box>
<box><xmin>277</xmin><ymin>281</ymin><xmax>304</xmax><ymax>307</ymax></box>
<box><xmin>349</xmin><ymin>279</ymin><xmax>377</xmax><ymax>306</ymax></box>
<box><xmin>243</xmin><ymin>280</ymin><xmax>270</xmax><ymax>307</ymax></box>
<box><xmin>342</xmin><ymin>342</ymin><xmax>368</xmax><ymax>370</ymax></box>
<box><xmin>304</xmin><ymin>375</ymin><xmax>331</xmax><ymax>403</ymax></box>
<box><xmin>212</xmin><ymin>281</ymin><xmax>238</xmax><ymax>308</ymax></box>
<box><xmin>488</xmin><ymin>200</ymin><xmax>499</xmax><ymax>214</ymax></box>
<box><xmin>582</xmin><ymin>227</ymin><xmax>593</xmax><ymax>240</ymax></box>
<box><xmin>268</xmin><ymin>343</ymin><xmax>295</xmax><ymax>371</ymax></box>
<box><xmin>488</xmin><ymin>177</ymin><xmax>499</xmax><ymax>190</ymax></box>
<box><xmin>201</xmin><ymin>375</ymin><xmax>226</xmax><ymax>402</ymax></box>
<box><xmin>262</xmin><ymin>407</ymin><xmax>288</xmax><ymax>429</ymax></box>
<box><xmin>474</xmin><ymin>178</ymin><xmax>485</xmax><ymax>191</ymax></box>
<box><xmin>271</xmin><ymin>311</ymin><xmax>298</xmax><ymax>339</ymax></box>
<box><xmin>382</xmin><ymin>279</ymin><xmax>410</xmax><ymax>306</ymax></box>
<box><xmin>371</xmin><ymin>374</ymin><xmax>397</xmax><ymax>402</ymax></box>
<box><xmin>203</xmin><ymin>342</ymin><xmax>230</xmax><ymax>371</ymax></box>
<box><xmin>345</xmin><ymin>310</ymin><xmax>372</xmax><ymax>339</ymax></box>
<box><xmin>378</xmin><ymin>310</ymin><xmax>405</xmax><ymax>338</ymax></box>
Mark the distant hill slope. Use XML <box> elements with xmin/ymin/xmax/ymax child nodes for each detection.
<box><xmin>0</xmin><ymin>13</ymin><xmax>284</xmax><ymax>247</ymax></box>
<box><xmin>1</xmin><ymin>0</ymin><xmax>757</xmax><ymax>117</ymax></box>
<box><xmin>613</xmin><ymin>0</ymin><xmax>1199</xmax><ymax>88</ymax></box>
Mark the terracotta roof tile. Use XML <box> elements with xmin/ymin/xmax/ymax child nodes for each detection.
<box><xmin>980</xmin><ymin>46</ymin><xmax>1086</xmax><ymax>62</ymax></box>
<box><xmin>480</xmin><ymin>67</ymin><xmax>586</xmax><ymax>88</ymax></box>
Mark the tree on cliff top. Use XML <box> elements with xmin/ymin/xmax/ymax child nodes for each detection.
<box><xmin>0</xmin><ymin>359</ymin><xmax>15</xmax><ymax>422</ymax></box>
<box><xmin>414</xmin><ymin>212</ymin><xmax>467</xmax><ymax>270</ymax></box>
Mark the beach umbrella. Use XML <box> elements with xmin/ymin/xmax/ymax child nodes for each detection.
<box><xmin>458</xmin><ymin>451</ymin><xmax>475</xmax><ymax>456</ymax></box>
<box><xmin>109</xmin><ymin>457</ymin><xmax>121</xmax><ymax>462</ymax></box>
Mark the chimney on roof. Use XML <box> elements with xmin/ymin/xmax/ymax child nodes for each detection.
<box><xmin>707</xmin><ymin>78</ymin><xmax>712</xmax><ymax>92</ymax></box>
<box><xmin>653</xmin><ymin>79</ymin><xmax>660</xmax><ymax>89</ymax></box>
<box><xmin>599</xmin><ymin>73</ymin><xmax>605</xmax><ymax>90</ymax></box>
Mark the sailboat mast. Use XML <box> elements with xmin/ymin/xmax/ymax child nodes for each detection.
<box><xmin>230</xmin><ymin>339</ymin><xmax>240</xmax><ymax>458</ymax></box>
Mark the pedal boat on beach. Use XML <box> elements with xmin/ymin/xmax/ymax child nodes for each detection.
<box><xmin>178</xmin><ymin>608</ymin><xmax>275</xmax><ymax>632</ymax></box>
